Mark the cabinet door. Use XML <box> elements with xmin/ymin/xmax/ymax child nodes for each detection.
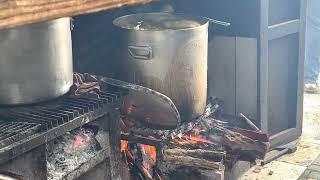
<box><xmin>236</xmin><ymin>37</ymin><xmax>258</xmax><ymax>121</ymax></box>
<box><xmin>208</xmin><ymin>36</ymin><xmax>236</xmax><ymax>115</ymax></box>
<box><xmin>208</xmin><ymin>36</ymin><xmax>258</xmax><ymax>122</ymax></box>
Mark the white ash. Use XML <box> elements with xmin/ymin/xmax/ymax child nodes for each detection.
<box><xmin>47</xmin><ymin>126</ymin><xmax>101</xmax><ymax>180</ymax></box>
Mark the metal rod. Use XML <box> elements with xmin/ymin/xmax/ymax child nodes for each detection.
<box><xmin>203</xmin><ymin>17</ymin><xmax>231</xmax><ymax>26</ymax></box>
<box><xmin>239</xmin><ymin>113</ymin><xmax>261</xmax><ymax>132</ymax></box>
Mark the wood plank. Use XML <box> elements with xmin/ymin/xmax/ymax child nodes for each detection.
<box><xmin>296</xmin><ymin>0</ymin><xmax>306</xmax><ymax>136</ymax></box>
<box><xmin>0</xmin><ymin>0</ymin><xmax>153</xmax><ymax>29</ymax></box>
<box><xmin>270</xmin><ymin>128</ymin><xmax>300</xmax><ymax>148</ymax></box>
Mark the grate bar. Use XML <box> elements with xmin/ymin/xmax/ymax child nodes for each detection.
<box><xmin>97</xmin><ymin>92</ymin><xmax>115</xmax><ymax>102</ymax></box>
<box><xmin>65</xmin><ymin>98</ymin><xmax>96</xmax><ymax>111</ymax></box>
<box><xmin>35</xmin><ymin>109</ymin><xmax>70</xmax><ymax>122</ymax></box>
<box><xmin>0</xmin><ymin>83</ymin><xmax>127</xmax><ymax>162</ymax></box>
<box><xmin>67</xmin><ymin>97</ymin><xmax>100</xmax><ymax>108</ymax></box>
<box><xmin>0</xmin><ymin>123</ymin><xmax>29</xmax><ymax>134</ymax></box>
<box><xmin>0</xmin><ymin>122</ymin><xmax>41</xmax><ymax>149</ymax></box>
<box><xmin>9</xmin><ymin>112</ymin><xmax>58</xmax><ymax>128</ymax></box>
<box><xmin>58</xmin><ymin>106</ymin><xmax>82</xmax><ymax>116</ymax></box>
<box><xmin>6</xmin><ymin>113</ymin><xmax>52</xmax><ymax>130</ymax></box>
<box><xmin>27</xmin><ymin>111</ymin><xmax>65</xmax><ymax>125</ymax></box>
<box><xmin>61</xmin><ymin>102</ymin><xmax>89</xmax><ymax>113</ymax></box>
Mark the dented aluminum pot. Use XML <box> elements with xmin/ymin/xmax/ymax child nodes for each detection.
<box><xmin>114</xmin><ymin>13</ymin><xmax>209</xmax><ymax>123</ymax></box>
<box><xmin>0</xmin><ymin>18</ymin><xmax>73</xmax><ymax>105</ymax></box>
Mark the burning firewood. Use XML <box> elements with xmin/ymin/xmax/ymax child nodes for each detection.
<box><xmin>160</xmin><ymin>148</ymin><xmax>225</xmax><ymax>171</ymax></box>
<box><xmin>121</xmin><ymin>134</ymin><xmax>163</xmax><ymax>148</ymax></box>
<box><xmin>120</xmin><ymin>98</ymin><xmax>223</xmax><ymax>140</ymax></box>
<box><xmin>163</xmin><ymin>155</ymin><xmax>223</xmax><ymax>171</ymax></box>
<box><xmin>223</xmin><ymin>128</ymin><xmax>270</xmax><ymax>159</ymax></box>
<box><xmin>162</xmin><ymin>149</ymin><xmax>225</xmax><ymax>161</ymax></box>
<box><xmin>120</xmin><ymin>98</ymin><xmax>270</xmax><ymax>179</ymax></box>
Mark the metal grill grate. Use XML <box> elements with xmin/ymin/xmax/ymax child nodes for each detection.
<box><xmin>0</xmin><ymin>88</ymin><xmax>127</xmax><ymax>163</ymax></box>
<box><xmin>0</xmin><ymin>122</ymin><xmax>41</xmax><ymax>149</ymax></box>
<box><xmin>1</xmin><ymin>91</ymin><xmax>121</xmax><ymax>131</ymax></box>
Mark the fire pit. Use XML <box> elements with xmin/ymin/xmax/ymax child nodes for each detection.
<box><xmin>0</xmin><ymin>73</ymin><xmax>270</xmax><ymax>180</ymax></box>
<box><xmin>119</xmin><ymin>98</ymin><xmax>270</xmax><ymax>179</ymax></box>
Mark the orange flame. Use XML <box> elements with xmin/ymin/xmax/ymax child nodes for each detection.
<box><xmin>121</xmin><ymin>140</ymin><xmax>128</xmax><ymax>152</ymax></box>
<box><xmin>140</xmin><ymin>144</ymin><xmax>157</xmax><ymax>162</ymax></box>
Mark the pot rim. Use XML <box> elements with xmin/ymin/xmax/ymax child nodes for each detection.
<box><xmin>113</xmin><ymin>12</ymin><xmax>209</xmax><ymax>32</ymax></box>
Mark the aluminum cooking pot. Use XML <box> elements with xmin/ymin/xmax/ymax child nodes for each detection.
<box><xmin>113</xmin><ymin>13</ymin><xmax>229</xmax><ymax>127</ymax></box>
<box><xmin>0</xmin><ymin>18</ymin><xmax>73</xmax><ymax>105</ymax></box>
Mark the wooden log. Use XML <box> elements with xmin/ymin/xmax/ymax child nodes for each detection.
<box><xmin>163</xmin><ymin>155</ymin><xmax>223</xmax><ymax>170</ymax></box>
<box><xmin>163</xmin><ymin>148</ymin><xmax>225</xmax><ymax>161</ymax></box>
<box><xmin>121</xmin><ymin>133</ymin><xmax>163</xmax><ymax>147</ymax></box>
<box><xmin>0</xmin><ymin>0</ymin><xmax>153</xmax><ymax>29</ymax></box>
<box><xmin>198</xmin><ymin>169</ymin><xmax>224</xmax><ymax>180</ymax></box>
<box><xmin>137</xmin><ymin>163</ymin><xmax>153</xmax><ymax>180</ymax></box>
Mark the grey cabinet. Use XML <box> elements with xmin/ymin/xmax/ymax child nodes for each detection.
<box><xmin>175</xmin><ymin>0</ymin><xmax>306</xmax><ymax>148</ymax></box>
<box><xmin>259</xmin><ymin>0</ymin><xmax>306</xmax><ymax>147</ymax></box>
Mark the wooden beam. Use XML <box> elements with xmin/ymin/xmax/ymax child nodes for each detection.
<box><xmin>0</xmin><ymin>0</ymin><xmax>153</xmax><ymax>29</ymax></box>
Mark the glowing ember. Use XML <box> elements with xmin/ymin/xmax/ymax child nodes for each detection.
<box><xmin>174</xmin><ymin>133</ymin><xmax>215</xmax><ymax>145</ymax></box>
<box><xmin>121</xmin><ymin>140</ymin><xmax>129</xmax><ymax>152</ymax></box>
<box><xmin>188</xmin><ymin>134</ymin><xmax>215</xmax><ymax>144</ymax></box>
<box><xmin>72</xmin><ymin>131</ymin><xmax>91</xmax><ymax>149</ymax></box>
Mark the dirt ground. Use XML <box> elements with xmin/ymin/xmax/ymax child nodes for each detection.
<box><xmin>241</xmin><ymin>93</ymin><xmax>320</xmax><ymax>180</ymax></box>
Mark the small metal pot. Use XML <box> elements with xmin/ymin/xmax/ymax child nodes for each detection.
<box><xmin>0</xmin><ymin>18</ymin><xmax>73</xmax><ymax>105</ymax></box>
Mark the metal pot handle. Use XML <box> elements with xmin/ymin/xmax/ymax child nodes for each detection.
<box><xmin>128</xmin><ymin>46</ymin><xmax>153</xmax><ymax>60</ymax></box>
<box><xmin>203</xmin><ymin>17</ymin><xmax>231</xmax><ymax>27</ymax></box>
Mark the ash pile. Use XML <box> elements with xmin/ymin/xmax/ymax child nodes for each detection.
<box><xmin>120</xmin><ymin>98</ymin><xmax>270</xmax><ymax>179</ymax></box>
<box><xmin>47</xmin><ymin>125</ymin><xmax>102</xmax><ymax>179</ymax></box>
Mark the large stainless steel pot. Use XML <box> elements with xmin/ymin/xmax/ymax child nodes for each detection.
<box><xmin>0</xmin><ymin>18</ymin><xmax>73</xmax><ymax>105</ymax></box>
<box><xmin>114</xmin><ymin>13</ymin><xmax>209</xmax><ymax>124</ymax></box>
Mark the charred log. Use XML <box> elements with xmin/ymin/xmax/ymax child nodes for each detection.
<box><xmin>121</xmin><ymin>133</ymin><xmax>163</xmax><ymax>148</ymax></box>
<box><xmin>163</xmin><ymin>155</ymin><xmax>223</xmax><ymax>170</ymax></box>
<box><xmin>163</xmin><ymin>148</ymin><xmax>225</xmax><ymax>162</ymax></box>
